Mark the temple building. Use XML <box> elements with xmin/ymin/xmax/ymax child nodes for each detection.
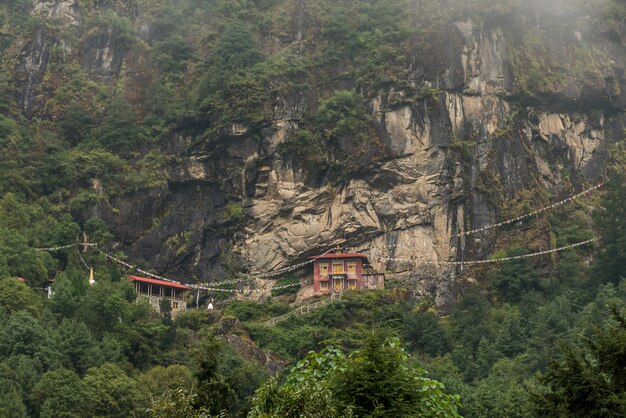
<box><xmin>128</xmin><ymin>275</ymin><xmax>190</xmax><ymax>317</ymax></box>
<box><xmin>309</xmin><ymin>252</ymin><xmax>385</xmax><ymax>294</ymax></box>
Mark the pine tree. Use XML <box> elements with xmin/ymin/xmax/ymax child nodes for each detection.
<box><xmin>532</xmin><ymin>305</ymin><xmax>626</xmax><ymax>417</ymax></box>
<box><xmin>593</xmin><ymin>151</ymin><xmax>626</xmax><ymax>284</ymax></box>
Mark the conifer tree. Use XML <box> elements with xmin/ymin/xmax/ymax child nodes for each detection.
<box><xmin>593</xmin><ymin>150</ymin><xmax>626</xmax><ymax>284</ymax></box>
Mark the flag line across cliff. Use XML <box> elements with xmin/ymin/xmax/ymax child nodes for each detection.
<box><xmin>377</xmin><ymin>238</ymin><xmax>598</xmax><ymax>266</ymax></box>
<box><xmin>31</xmin><ymin>236</ymin><xmax>599</xmax><ymax>293</ymax></box>
<box><xmin>451</xmin><ymin>180</ymin><xmax>606</xmax><ymax>239</ymax></box>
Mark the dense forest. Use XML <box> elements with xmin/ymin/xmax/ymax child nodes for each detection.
<box><xmin>0</xmin><ymin>0</ymin><xmax>625</xmax><ymax>416</ymax></box>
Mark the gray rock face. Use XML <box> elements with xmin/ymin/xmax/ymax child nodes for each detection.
<box><xmin>14</xmin><ymin>29</ymin><xmax>56</xmax><ymax>117</ymax></box>
<box><xmin>33</xmin><ymin>0</ymin><xmax>80</xmax><ymax>26</ymax></box>
<box><xmin>81</xmin><ymin>30</ymin><xmax>128</xmax><ymax>78</ymax></box>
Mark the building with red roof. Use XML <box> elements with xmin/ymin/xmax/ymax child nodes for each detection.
<box><xmin>128</xmin><ymin>275</ymin><xmax>190</xmax><ymax>317</ymax></box>
<box><xmin>309</xmin><ymin>251</ymin><xmax>384</xmax><ymax>294</ymax></box>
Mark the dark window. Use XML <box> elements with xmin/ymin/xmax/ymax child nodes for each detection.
<box><xmin>140</xmin><ymin>282</ymin><xmax>149</xmax><ymax>294</ymax></box>
<box><xmin>151</xmin><ymin>285</ymin><xmax>161</xmax><ymax>296</ymax></box>
<box><xmin>164</xmin><ymin>287</ymin><xmax>172</xmax><ymax>297</ymax></box>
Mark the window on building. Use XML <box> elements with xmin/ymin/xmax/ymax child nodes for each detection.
<box><xmin>164</xmin><ymin>287</ymin><xmax>172</xmax><ymax>298</ymax></box>
<box><xmin>347</xmin><ymin>262</ymin><xmax>356</xmax><ymax>275</ymax></box>
<box><xmin>319</xmin><ymin>263</ymin><xmax>329</xmax><ymax>275</ymax></box>
<box><xmin>333</xmin><ymin>262</ymin><xmax>343</xmax><ymax>274</ymax></box>
<box><xmin>172</xmin><ymin>301</ymin><xmax>179</xmax><ymax>311</ymax></box>
<box><xmin>140</xmin><ymin>283</ymin><xmax>149</xmax><ymax>294</ymax></box>
<box><xmin>348</xmin><ymin>280</ymin><xmax>356</xmax><ymax>290</ymax></box>
<box><xmin>321</xmin><ymin>281</ymin><xmax>329</xmax><ymax>290</ymax></box>
<box><xmin>151</xmin><ymin>285</ymin><xmax>161</xmax><ymax>296</ymax></box>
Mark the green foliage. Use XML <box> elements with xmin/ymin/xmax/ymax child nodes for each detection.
<box><xmin>211</xmin><ymin>22</ymin><xmax>263</xmax><ymax>73</ymax></box>
<box><xmin>403</xmin><ymin>311</ymin><xmax>450</xmax><ymax>356</ymax></box>
<box><xmin>139</xmin><ymin>365</ymin><xmax>195</xmax><ymax>398</ymax></box>
<box><xmin>31</xmin><ymin>368</ymin><xmax>89</xmax><ymax>418</ymax></box>
<box><xmin>271</xmin><ymin>275</ymin><xmax>300</xmax><ymax>297</ymax></box>
<box><xmin>593</xmin><ymin>154</ymin><xmax>626</xmax><ymax>284</ymax></box>
<box><xmin>53</xmin><ymin>319</ymin><xmax>100</xmax><ymax>374</ymax></box>
<box><xmin>97</xmin><ymin>96</ymin><xmax>141</xmax><ymax>154</ymax></box>
<box><xmin>277</xmin><ymin>130</ymin><xmax>326</xmax><ymax>163</ymax></box>
<box><xmin>250</xmin><ymin>331</ymin><xmax>461</xmax><ymax>417</ymax></box>
<box><xmin>153</xmin><ymin>35</ymin><xmax>192</xmax><ymax>74</ymax></box>
<box><xmin>78</xmin><ymin>281</ymin><xmax>134</xmax><ymax>335</ymax></box>
<box><xmin>0</xmin><ymin>223</ymin><xmax>50</xmax><ymax>286</ymax></box>
<box><xmin>192</xmin><ymin>335</ymin><xmax>236</xmax><ymax>415</ymax></box>
<box><xmin>0</xmin><ymin>382</ymin><xmax>27</xmax><ymax>418</ymax></box>
<box><xmin>90</xmin><ymin>10</ymin><xmax>136</xmax><ymax>49</ymax></box>
<box><xmin>0</xmin><ymin>311</ymin><xmax>61</xmax><ymax>371</ymax></box>
<box><xmin>316</xmin><ymin>90</ymin><xmax>371</xmax><ymax>141</ymax></box>
<box><xmin>490</xmin><ymin>247</ymin><xmax>539</xmax><ymax>302</ymax></box>
<box><xmin>223</xmin><ymin>300</ymin><xmax>290</xmax><ymax>322</ymax></box>
<box><xmin>58</xmin><ymin>103</ymin><xmax>94</xmax><ymax>146</ymax></box>
<box><xmin>50</xmin><ymin>270</ymin><xmax>88</xmax><ymax>318</ymax></box>
<box><xmin>84</xmin><ymin>217</ymin><xmax>113</xmax><ymax>245</ymax></box>
<box><xmin>196</xmin><ymin>21</ymin><xmax>268</xmax><ymax>130</ymax></box>
<box><xmin>0</xmin><ymin>278</ymin><xmax>43</xmax><ymax>318</ymax></box>
<box><xmin>531</xmin><ymin>306</ymin><xmax>626</xmax><ymax>417</ymax></box>
<box><xmin>336</xmin><ymin>332</ymin><xmax>461</xmax><ymax>417</ymax></box>
<box><xmin>0</xmin><ymin>355</ymin><xmax>42</xmax><ymax>414</ymax></box>
<box><xmin>159</xmin><ymin>297</ymin><xmax>172</xmax><ymax>322</ymax></box>
<box><xmin>147</xmin><ymin>388</ymin><xmax>211</xmax><ymax>418</ymax></box>
<box><xmin>460</xmin><ymin>358</ymin><xmax>534</xmax><ymax>418</ymax></box>
<box><xmin>83</xmin><ymin>363</ymin><xmax>144</xmax><ymax>417</ymax></box>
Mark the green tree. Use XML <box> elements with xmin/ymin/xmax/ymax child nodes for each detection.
<box><xmin>0</xmin><ymin>311</ymin><xmax>60</xmax><ymax>370</ymax></box>
<box><xmin>491</xmin><ymin>248</ymin><xmax>539</xmax><ymax>302</ymax></box>
<box><xmin>335</xmin><ymin>332</ymin><xmax>461</xmax><ymax>417</ymax></box>
<box><xmin>58</xmin><ymin>103</ymin><xmax>94</xmax><ymax>146</ymax></box>
<box><xmin>0</xmin><ymin>277</ymin><xmax>43</xmax><ymax>318</ymax></box>
<box><xmin>83</xmin><ymin>363</ymin><xmax>144</xmax><ymax>418</ymax></box>
<box><xmin>54</xmin><ymin>318</ymin><xmax>99</xmax><ymax>374</ymax></box>
<box><xmin>84</xmin><ymin>217</ymin><xmax>113</xmax><ymax>246</ymax></box>
<box><xmin>403</xmin><ymin>311</ymin><xmax>450</xmax><ymax>356</ymax></box>
<box><xmin>97</xmin><ymin>96</ymin><xmax>140</xmax><ymax>153</ymax></box>
<box><xmin>531</xmin><ymin>306</ymin><xmax>626</xmax><ymax>417</ymax></box>
<box><xmin>79</xmin><ymin>281</ymin><xmax>134</xmax><ymax>334</ymax></box>
<box><xmin>139</xmin><ymin>365</ymin><xmax>195</xmax><ymax>398</ymax></box>
<box><xmin>160</xmin><ymin>297</ymin><xmax>173</xmax><ymax>323</ymax></box>
<box><xmin>250</xmin><ymin>331</ymin><xmax>461</xmax><ymax>417</ymax></box>
<box><xmin>0</xmin><ymin>354</ymin><xmax>43</xmax><ymax>412</ymax></box>
<box><xmin>462</xmin><ymin>358</ymin><xmax>533</xmax><ymax>418</ymax></box>
<box><xmin>248</xmin><ymin>346</ymin><xmax>347</xmax><ymax>417</ymax></box>
<box><xmin>50</xmin><ymin>270</ymin><xmax>88</xmax><ymax>318</ymax></box>
<box><xmin>192</xmin><ymin>335</ymin><xmax>235</xmax><ymax>415</ymax></box>
<box><xmin>0</xmin><ymin>382</ymin><xmax>27</xmax><ymax>418</ymax></box>
<box><xmin>0</xmin><ymin>224</ymin><xmax>49</xmax><ymax>287</ymax></box>
<box><xmin>316</xmin><ymin>90</ymin><xmax>371</xmax><ymax>141</ymax></box>
<box><xmin>593</xmin><ymin>159</ymin><xmax>626</xmax><ymax>284</ymax></box>
<box><xmin>30</xmin><ymin>368</ymin><xmax>89</xmax><ymax>418</ymax></box>
<box><xmin>147</xmin><ymin>388</ymin><xmax>210</xmax><ymax>418</ymax></box>
<box><xmin>211</xmin><ymin>22</ymin><xmax>263</xmax><ymax>73</ymax></box>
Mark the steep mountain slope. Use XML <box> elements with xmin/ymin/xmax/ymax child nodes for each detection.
<box><xmin>1</xmin><ymin>0</ymin><xmax>624</xmax><ymax>304</ymax></box>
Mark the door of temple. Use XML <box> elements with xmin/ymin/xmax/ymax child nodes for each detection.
<box><xmin>333</xmin><ymin>277</ymin><xmax>343</xmax><ymax>291</ymax></box>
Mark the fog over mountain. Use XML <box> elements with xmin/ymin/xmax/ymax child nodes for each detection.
<box><xmin>0</xmin><ymin>1</ymin><xmax>625</xmax><ymax>417</ymax></box>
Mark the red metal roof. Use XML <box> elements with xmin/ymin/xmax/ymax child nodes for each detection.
<box><xmin>308</xmin><ymin>253</ymin><xmax>368</xmax><ymax>260</ymax></box>
<box><xmin>128</xmin><ymin>275</ymin><xmax>190</xmax><ymax>290</ymax></box>
<box><xmin>16</xmin><ymin>277</ymin><xmax>26</xmax><ymax>282</ymax></box>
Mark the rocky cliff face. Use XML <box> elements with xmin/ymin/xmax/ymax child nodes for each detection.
<box><xmin>8</xmin><ymin>1</ymin><xmax>625</xmax><ymax>308</ymax></box>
